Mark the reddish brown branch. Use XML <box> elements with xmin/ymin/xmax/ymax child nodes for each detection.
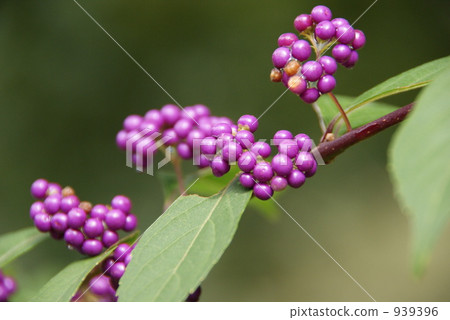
<box><xmin>316</xmin><ymin>103</ymin><xmax>414</xmax><ymax>163</ymax></box>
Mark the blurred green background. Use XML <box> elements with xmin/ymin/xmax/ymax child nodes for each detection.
<box><xmin>1</xmin><ymin>0</ymin><xmax>449</xmax><ymax>301</ymax></box>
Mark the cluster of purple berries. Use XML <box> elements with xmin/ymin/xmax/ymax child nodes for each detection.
<box><xmin>0</xmin><ymin>270</ymin><xmax>16</xmax><ymax>302</ymax></box>
<box><xmin>270</xmin><ymin>5</ymin><xmax>366</xmax><ymax>103</ymax></box>
<box><xmin>30</xmin><ymin>179</ymin><xmax>137</xmax><ymax>257</ymax></box>
<box><xmin>116</xmin><ymin>104</ymin><xmax>236</xmax><ymax>168</ymax></box>
<box><xmin>199</xmin><ymin>115</ymin><xmax>318</xmax><ymax>200</ymax></box>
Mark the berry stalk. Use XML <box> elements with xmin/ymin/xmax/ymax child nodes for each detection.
<box><xmin>316</xmin><ymin>103</ymin><xmax>414</xmax><ymax>163</ymax></box>
<box><xmin>328</xmin><ymin>92</ymin><xmax>352</xmax><ymax>132</ymax></box>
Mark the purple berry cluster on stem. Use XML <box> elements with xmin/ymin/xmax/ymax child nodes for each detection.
<box><xmin>30</xmin><ymin>179</ymin><xmax>137</xmax><ymax>257</ymax></box>
<box><xmin>0</xmin><ymin>270</ymin><xmax>16</xmax><ymax>302</ymax></box>
<box><xmin>271</xmin><ymin>5</ymin><xmax>366</xmax><ymax>103</ymax></box>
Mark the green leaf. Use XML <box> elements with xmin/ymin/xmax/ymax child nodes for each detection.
<box><xmin>33</xmin><ymin>233</ymin><xmax>139</xmax><ymax>301</ymax></box>
<box><xmin>0</xmin><ymin>227</ymin><xmax>48</xmax><ymax>268</ymax></box>
<box><xmin>118</xmin><ymin>177</ymin><xmax>252</xmax><ymax>301</ymax></box>
<box><xmin>389</xmin><ymin>67</ymin><xmax>450</xmax><ymax>274</ymax></box>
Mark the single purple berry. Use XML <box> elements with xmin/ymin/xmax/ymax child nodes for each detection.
<box><xmin>295</xmin><ymin>133</ymin><xmax>313</xmax><ymax>151</ymax></box>
<box><xmin>294</xmin><ymin>14</ymin><xmax>313</xmax><ymax>32</ymax></box>
<box><xmin>116</xmin><ymin>130</ymin><xmax>128</xmax><ymax>150</ymax></box>
<box><xmin>193</xmin><ymin>104</ymin><xmax>211</xmax><ymax>119</ymax></box>
<box><xmin>200</xmin><ymin>137</ymin><xmax>217</xmax><ymax>155</ymax></box>
<box><xmin>315</xmin><ymin>21</ymin><xmax>336</xmax><ymax>40</ymax></box>
<box><xmin>331</xmin><ymin>18</ymin><xmax>349</xmax><ymax>28</ymax></box>
<box><xmin>194</xmin><ymin>154</ymin><xmax>210</xmax><ymax>168</ymax></box>
<box><xmin>60</xmin><ymin>195</ymin><xmax>80</xmax><ymax>213</ymax></box>
<box><xmin>81</xmin><ymin>239</ymin><xmax>103</xmax><ymax>256</ymax></box>
<box><xmin>113</xmin><ymin>243</ymin><xmax>131</xmax><ymax>261</ymax></box>
<box><xmin>181</xmin><ymin>106</ymin><xmax>198</xmax><ymax>122</ymax></box>
<box><xmin>273</xmin><ymin>130</ymin><xmax>294</xmax><ymax>145</ymax></box>
<box><xmin>222</xmin><ymin>141</ymin><xmax>243</xmax><ymax>163</ymax></box>
<box><xmin>311</xmin><ymin>5</ymin><xmax>332</xmax><ymax>23</ymax></box>
<box><xmin>173</xmin><ymin>118</ymin><xmax>194</xmax><ymax>139</ymax></box>
<box><xmin>211</xmin><ymin>123</ymin><xmax>232</xmax><ymax>137</ymax></box>
<box><xmin>105</xmin><ymin>209</ymin><xmax>127</xmax><ymax>231</ymax></box>
<box><xmin>295</xmin><ymin>151</ymin><xmax>316</xmax><ymax>172</ymax></box>
<box><xmin>124</xmin><ymin>253</ymin><xmax>132</xmax><ymax>266</ymax></box>
<box><xmin>235</xmin><ymin>130</ymin><xmax>255</xmax><ymax>149</ymax></box>
<box><xmin>67</xmin><ymin>208</ymin><xmax>87</xmax><ymax>229</ymax></box>
<box><xmin>238</xmin><ymin>151</ymin><xmax>257</xmax><ymax>173</ymax></box>
<box><xmin>253</xmin><ymin>161</ymin><xmax>274</xmax><ymax>182</ymax></box>
<box><xmin>305</xmin><ymin>160</ymin><xmax>318</xmax><ymax>177</ymax></box>
<box><xmin>352</xmin><ymin>30</ymin><xmax>366</xmax><ymax>50</ymax></box>
<box><xmin>239</xmin><ymin>173</ymin><xmax>255</xmax><ymax>189</ymax></box>
<box><xmin>343</xmin><ymin>50</ymin><xmax>359</xmax><ymax>68</ymax></box>
<box><xmin>271</xmin><ymin>176</ymin><xmax>288</xmax><ymax>192</ymax></box>
<box><xmin>91</xmin><ymin>204</ymin><xmax>108</xmax><ymax>221</ymax></box>
<box><xmin>111</xmin><ymin>195</ymin><xmax>132</xmax><ymax>214</ymax></box>
<box><xmin>318</xmin><ymin>56</ymin><xmax>338</xmax><ymax>75</ymax></box>
<box><xmin>47</xmin><ymin>183</ymin><xmax>62</xmax><ymax>196</ymax></box>
<box><xmin>64</xmin><ymin>228</ymin><xmax>85</xmax><ymax>247</ymax></box>
<box><xmin>253</xmin><ymin>183</ymin><xmax>274</xmax><ymax>200</ymax></box>
<box><xmin>278</xmin><ymin>33</ymin><xmax>298</xmax><ymax>47</ymax></box>
<box><xmin>3</xmin><ymin>277</ymin><xmax>16</xmax><ymax>295</ymax></box>
<box><xmin>44</xmin><ymin>194</ymin><xmax>61</xmax><ymax>214</ymax></box>
<box><xmin>161</xmin><ymin>128</ymin><xmax>179</xmax><ymax>146</ymax></box>
<box><xmin>291</xmin><ymin>40</ymin><xmax>311</xmax><ymax>61</ymax></box>
<box><xmin>216</xmin><ymin>132</ymin><xmax>234</xmax><ymax>150</ymax></box>
<box><xmin>237</xmin><ymin>115</ymin><xmax>258</xmax><ymax>133</ymax></box>
<box><xmin>301</xmin><ymin>61</ymin><xmax>323</xmax><ymax>82</ymax></box>
<box><xmin>30</xmin><ymin>201</ymin><xmax>45</xmax><ymax>220</ymax></box>
<box><xmin>332</xmin><ymin>44</ymin><xmax>352</xmax><ymax>62</ymax></box>
<box><xmin>144</xmin><ymin>109</ymin><xmax>164</xmax><ymax>128</ymax></box>
<box><xmin>103</xmin><ymin>258</ymin><xmax>115</xmax><ymax>272</ymax></box>
<box><xmin>278</xmin><ymin>139</ymin><xmax>299</xmax><ymax>158</ymax></box>
<box><xmin>211</xmin><ymin>156</ymin><xmax>231</xmax><ymax>177</ymax></box>
<box><xmin>271</xmin><ymin>154</ymin><xmax>293</xmax><ymax>176</ymax></box>
<box><xmin>281</xmin><ymin>71</ymin><xmax>290</xmax><ymax>88</ymax></box>
<box><xmin>102</xmin><ymin>230</ymin><xmax>119</xmax><ymax>248</ymax></box>
<box><xmin>31</xmin><ymin>179</ymin><xmax>48</xmax><ymax>199</ymax></box>
<box><xmin>89</xmin><ymin>275</ymin><xmax>115</xmax><ymax>297</ymax></box>
<box><xmin>251</xmin><ymin>142</ymin><xmax>271</xmax><ymax>158</ymax></box>
<box><xmin>34</xmin><ymin>212</ymin><xmax>51</xmax><ymax>232</ymax></box>
<box><xmin>300</xmin><ymin>88</ymin><xmax>320</xmax><ymax>103</ymax></box>
<box><xmin>287</xmin><ymin>169</ymin><xmax>306</xmax><ymax>188</ymax></box>
<box><xmin>51</xmin><ymin>212</ymin><xmax>69</xmax><ymax>233</ymax></box>
<box><xmin>109</xmin><ymin>262</ymin><xmax>126</xmax><ymax>280</ymax></box>
<box><xmin>160</xmin><ymin>104</ymin><xmax>181</xmax><ymax>126</ymax></box>
<box><xmin>335</xmin><ymin>25</ymin><xmax>355</xmax><ymax>44</ymax></box>
<box><xmin>83</xmin><ymin>218</ymin><xmax>104</xmax><ymax>238</ymax></box>
<box><xmin>272</xmin><ymin>47</ymin><xmax>291</xmax><ymax>69</ymax></box>
<box><xmin>317</xmin><ymin>75</ymin><xmax>336</xmax><ymax>93</ymax></box>
<box><xmin>186</xmin><ymin>129</ymin><xmax>206</xmax><ymax>148</ymax></box>
<box><xmin>177</xmin><ymin>142</ymin><xmax>193</xmax><ymax>160</ymax></box>
<box><xmin>123</xmin><ymin>115</ymin><xmax>143</xmax><ymax>132</ymax></box>
<box><xmin>287</xmin><ymin>75</ymin><xmax>307</xmax><ymax>95</ymax></box>
<box><xmin>123</xmin><ymin>214</ymin><xmax>138</xmax><ymax>232</ymax></box>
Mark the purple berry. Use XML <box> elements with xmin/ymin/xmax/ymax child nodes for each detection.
<box><xmin>194</xmin><ymin>154</ymin><xmax>210</xmax><ymax>168</ymax></box>
<box><xmin>67</xmin><ymin>208</ymin><xmax>87</xmax><ymax>229</ymax></box>
<box><xmin>44</xmin><ymin>194</ymin><xmax>61</xmax><ymax>214</ymax></box>
<box><xmin>222</xmin><ymin>141</ymin><xmax>243</xmax><ymax>163</ymax></box>
<box><xmin>124</xmin><ymin>253</ymin><xmax>132</xmax><ymax>266</ymax></box>
<box><xmin>311</xmin><ymin>5</ymin><xmax>332</xmax><ymax>23</ymax></box>
<box><xmin>278</xmin><ymin>139</ymin><xmax>299</xmax><ymax>158</ymax></box>
<box><xmin>335</xmin><ymin>25</ymin><xmax>355</xmax><ymax>44</ymax></box>
<box><xmin>317</xmin><ymin>75</ymin><xmax>336</xmax><ymax>93</ymax></box>
<box><xmin>34</xmin><ymin>212</ymin><xmax>51</xmax><ymax>232</ymax></box>
<box><xmin>113</xmin><ymin>243</ymin><xmax>131</xmax><ymax>261</ymax></box>
<box><xmin>186</xmin><ymin>129</ymin><xmax>206</xmax><ymax>147</ymax></box>
<box><xmin>295</xmin><ymin>133</ymin><xmax>313</xmax><ymax>151</ymax></box>
<box><xmin>318</xmin><ymin>56</ymin><xmax>337</xmax><ymax>75</ymax></box>
<box><xmin>253</xmin><ymin>183</ymin><xmax>273</xmax><ymax>200</ymax></box>
<box><xmin>123</xmin><ymin>115</ymin><xmax>143</xmax><ymax>132</ymax></box>
<box><xmin>200</xmin><ymin>137</ymin><xmax>217</xmax><ymax>156</ymax></box>
<box><xmin>294</xmin><ymin>14</ymin><xmax>313</xmax><ymax>32</ymax></box>
<box><xmin>177</xmin><ymin>142</ymin><xmax>193</xmax><ymax>160</ymax></box>
<box><xmin>105</xmin><ymin>209</ymin><xmax>127</xmax><ymax>231</ymax></box>
<box><xmin>235</xmin><ymin>130</ymin><xmax>255</xmax><ymax>149</ymax></box>
<box><xmin>30</xmin><ymin>201</ymin><xmax>45</xmax><ymax>220</ymax></box>
<box><xmin>251</xmin><ymin>142</ymin><xmax>271</xmax><ymax>158</ymax></box>
<box><xmin>51</xmin><ymin>212</ymin><xmax>69</xmax><ymax>233</ymax></box>
<box><xmin>102</xmin><ymin>230</ymin><xmax>119</xmax><ymax>248</ymax></box>
<box><xmin>186</xmin><ymin>286</ymin><xmax>202</xmax><ymax>302</ymax></box>
<box><xmin>352</xmin><ymin>30</ymin><xmax>366</xmax><ymax>50</ymax></box>
<box><xmin>193</xmin><ymin>104</ymin><xmax>210</xmax><ymax>119</ymax></box>
<box><xmin>81</xmin><ymin>239</ymin><xmax>103</xmax><ymax>256</ymax></box>
<box><xmin>288</xmin><ymin>170</ymin><xmax>306</xmax><ymax>188</ymax></box>
<box><xmin>0</xmin><ymin>285</ymin><xmax>8</xmax><ymax>302</ymax></box>
<box><xmin>123</xmin><ymin>214</ymin><xmax>138</xmax><ymax>232</ymax></box>
<box><xmin>3</xmin><ymin>277</ymin><xmax>16</xmax><ymax>295</ymax></box>
<box><xmin>109</xmin><ymin>262</ymin><xmax>126</xmax><ymax>280</ymax></box>
<box><xmin>271</xmin><ymin>176</ymin><xmax>288</xmax><ymax>192</ymax></box>
<box><xmin>31</xmin><ymin>179</ymin><xmax>48</xmax><ymax>199</ymax></box>
<box><xmin>305</xmin><ymin>160</ymin><xmax>318</xmax><ymax>177</ymax></box>
<box><xmin>211</xmin><ymin>123</ymin><xmax>232</xmax><ymax>137</ymax></box>
<box><xmin>216</xmin><ymin>132</ymin><xmax>234</xmax><ymax>150</ymax></box>
<box><xmin>272</xmin><ymin>47</ymin><xmax>291</xmax><ymax>69</ymax></box>
<box><xmin>144</xmin><ymin>109</ymin><xmax>164</xmax><ymax>128</ymax></box>
<box><xmin>89</xmin><ymin>275</ymin><xmax>115</xmax><ymax>297</ymax></box>
<box><xmin>295</xmin><ymin>151</ymin><xmax>316</xmax><ymax>171</ymax></box>
<box><xmin>237</xmin><ymin>115</ymin><xmax>258</xmax><ymax>133</ymax></box>
<box><xmin>103</xmin><ymin>258</ymin><xmax>115</xmax><ymax>272</ymax></box>
<box><xmin>91</xmin><ymin>204</ymin><xmax>108</xmax><ymax>221</ymax></box>
<box><xmin>60</xmin><ymin>195</ymin><xmax>80</xmax><ymax>213</ymax></box>
<box><xmin>239</xmin><ymin>173</ymin><xmax>255</xmax><ymax>189</ymax></box>
<box><xmin>343</xmin><ymin>50</ymin><xmax>359</xmax><ymax>68</ymax></box>
<box><xmin>160</xmin><ymin>104</ymin><xmax>181</xmax><ymax>125</ymax></box>
<box><xmin>174</xmin><ymin>118</ymin><xmax>194</xmax><ymax>139</ymax></box>
<box><xmin>161</xmin><ymin>128</ymin><xmax>179</xmax><ymax>146</ymax></box>
<box><xmin>315</xmin><ymin>21</ymin><xmax>336</xmax><ymax>40</ymax></box>
<box><xmin>332</xmin><ymin>44</ymin><xmax>352</xmax><ymax>62</ymax></box>
<box><xmin>301</xmin><ymin>61</ymin><xmax>323</xmax><ymax>82</ymax></box>
<box><xmin>278</xmin><ymin>33</ymin><xmax>298</xmax><ymax>47</ymax></box>
<box><xmin>332</xmin><ymin>18</ymin><xmax>349</xmax><ymax>28</ymax></box>
<box><xmin>47</xmin><ymin>183</ymin><xmax>62</xmax><ymax>196</ymax></box>
<box><xmin>116</xmin><ymin>130</ymin><xmax>128</xmax><ymax>150</ymax></box>
<box><xmin>238</xmin><ymin>151</ymin><xmax>257</xmax><ymax>173</ymax></box>
<box><xmin>83</xmin><ymin>218</ymin><xmax>104</xmax><ymax>238</ymax></box>
<box><xmin>287</xmin><ymin>76</ymin><xmax>307</xmax><ymax>95</ymax></box>
<box><xmin>300</xmin><ymin>88</ymin><xmax>320</xmax><ymax>103</ymax></box>
<box><xmin>64</xmin><ymin>228</ymin><xmax>85</xmax><ymax>247</ymax></box>
<box><xmin>111</xmin><ymin>195</ymin><xmax>132</xmax><ymax>214</ymax></box>
<box><xmin>271</xmin><ymin>154</ymin><xmax>293</xmax><ymax>176</ymax></box>
<box><xmin>211</xmin><ymin>156</ymin><xmax>231</xmax><ymax>177</ymax></box>
<box><xmin>291</xmin><ymin>40</ymin><xmax>311</xmax><ymax>61</ymax></box>
<box><xmin>273</xmin><ymin>130</ymin><xmax>293</xmax><ymax>145</ymax></box>
<box><xmin>253</xmin><ymin>161</ymin><xmax>274</xmax><ymax>182</ymax></box>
